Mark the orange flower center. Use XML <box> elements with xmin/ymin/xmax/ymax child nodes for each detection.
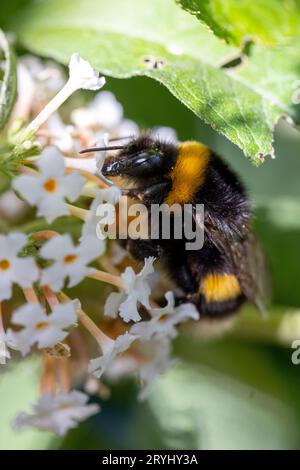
<box><xmin>64</xmin><ymin>254</ymin><xmax>77</xmax><ymax>264</ymax></box>
<box><xmin>0</xmin><ymin>259</ymin><xmax>10</xmax><ymax>271</ymax></box>
<box><xmin>35</xmin><ymin>322</ymin><xmax>49</xmax><ymax>330</ymax></box>
<box><xmin>43</xmin><ymin>178</ymin><xmax>57</xmax><ymax>193</ymax></box>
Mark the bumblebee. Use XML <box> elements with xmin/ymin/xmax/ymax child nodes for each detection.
<box><xmin>81</xmin><ymin>134</ymin><xmax>269</xmax><ymax>318</ymax></box>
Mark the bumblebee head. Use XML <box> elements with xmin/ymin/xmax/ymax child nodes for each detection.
<box><xmin>101</xmin><ymin>135</ymin><xmax>178</xmax><ymax>180</ymax></box>
<box><xmin>80</xmin><ymin>134</ymin><xmax>178</xmax><ymax>183</ymax></box>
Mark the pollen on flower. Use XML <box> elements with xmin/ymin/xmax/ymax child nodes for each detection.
<box><xmin>63</xmin><ymin>254</ymin><xmax>78</xmax><ymax>264</ymax></box>
<box><xmin>35</xmin><ymin>322</ymin><xmax>50</xmax><ymax>330</ymax></box>
<box><xmin>43</xmin><ymin>178</ymin><xmax>57</xmax><ymax>192</ymax></box>
<box><xmin>0</xmin><ymin>259</ymin><xmax>10</xmax><ymax>270</ymax></box>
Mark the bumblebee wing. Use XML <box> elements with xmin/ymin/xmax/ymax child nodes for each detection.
<box><xmin>230</xmin><ymin>231</ymin><xmax>271</xmax><ymax>316</ymax></box>
<box><xmin>204</xmin><ymin>222</ymin><xmax>271</xmax><ymax>316</ymax></box>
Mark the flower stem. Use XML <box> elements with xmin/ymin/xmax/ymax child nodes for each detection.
<box><xmin>23</xmin><ymin>287</ymin><xmax>39</xmax><ymax>304</ymax></box>
<box><xmin>80</xmin><ymin>186</ymin><xmax>99</xmax><ymax>198</ymax></box>
<box><xmin>42</xmin><ymin>285</ymin><xmax>60</xmax><ymax>309</ymax></box>
<box><xmin>65</xmin><ymin>167</ymin><xmax>107</xmax><ymax>188</ymax></box>
<box><xmin>99</xmin><ymin>254</ymin><xmax>120</xmax><ymax>276</ymax></box>
<box><xmin>18</xmin><ymin>79</ymin><xmax>78</xmax><ymax>143</ymax></box>
<box><xmin>88</xmin><ymin>269</ymin><xmax>124</xmax><ymax>289</ymax></box>
<box><xmin>40</xmin><ymin>353</ymin><xmax>56</xmax><ymax>395</ymax></box>
<box><xmin>0</xmin><ymin>303</ymin><xmax>4</xmax><ymax>334</ymax></box>
<box><xmin>66</xmin><ymin>204</ymin><xmax>88</xmax><ymax>221</ymax></box>
<box><xmin>32</xmin><ymin>230</ymin><xmax>58</xmax><ymax>241</ymax></box>
<box><xmin>58</xmin><ymin>357</ymin><xmax>71</xmax><ymax>393</ymax></box>
<box><xmin>64</xmin><ymin>157</ymin><xmax>99</xmax><ymax>176</ymax></box>
<box><xmin>59</xmin><ymin>292</ymin><xmax>112</xmax><ymax>350</ymax></box>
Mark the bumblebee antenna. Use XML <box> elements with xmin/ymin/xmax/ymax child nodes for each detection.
<box><xmin>109</xmin><ymin>135</ymin><xmax>132</xmax><ymax>142</ymax></box>
<box><xmin>79</xmin><ymin>145</ymin><xmax>125</xmax><ymax>154</ymax></box>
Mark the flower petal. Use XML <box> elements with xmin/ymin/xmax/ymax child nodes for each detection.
<box><xmin>12</xmin><ymin>257</ymin><xmax>39</xmax><ymax>288</ymax></box>
<box><xmin>13</xmin><ymin>174</ymin><xmax>43</xmax><ymax>205</ymax></box>
<box><xmin>104</xmin><ymin>292</ymin><xmax>125</xmax><ymax>318</ymax></box>
<box><xmin>40</xmin><ymin>234</ymin><xmax>74</xmax><ymax>261</ymax></box>
<box><xmin>68</xmin><ymin>53</ymin><xmax>106</xmax><ymax>91</ymax></box>
<box><xmin>37</xmin><ymin>147</ymin><xmax>65</xmax><ymax>177</ymax></box>
<box><xmin>61</xmin><ymin>172</ymin><xmax>85</xmax><ymax>202</ymax></box>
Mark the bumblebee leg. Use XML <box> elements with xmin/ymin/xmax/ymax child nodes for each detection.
<box><xmin>128</xmin><ymin>181</ymin><xmax>170</xmax><ymax>205</ymax></box>
<box><xmin>126</xmin><ymin>238</ymin><xmax>163</xmax><ymax>261</ymax></box>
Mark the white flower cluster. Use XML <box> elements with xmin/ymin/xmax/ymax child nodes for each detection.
<box><xmin>0</xmin><ymin>52</ymin><xmax>197</xmax><ymax>438</ymax></box>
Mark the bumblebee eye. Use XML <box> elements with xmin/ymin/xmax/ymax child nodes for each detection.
<box><xmin>129</xmin><ymin>152</ymin><xmax>162</xmax><ymax>175</ymax></box>
<box><xmin>148</xmin><ymin>154</ymin><xmax>162</xmax><ymax>166</ymax></box>
<box><xmin>135</xmin><ymin>153</ymin><xmax>161</xmax><ymax>166</ymax></box>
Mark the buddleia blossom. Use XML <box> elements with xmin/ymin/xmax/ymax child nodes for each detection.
<box><xmin>46</xmin><ymin>113</ymin><xmax>75</xmax><ymax>153</ymax></box>
<box><xmin>6</xmin><ymin>301</ymin><xmax>78</xmax><ymax>356</ymax></box>
<box><xmin>0</xmin><ymin>233</ymin><xmax>39</xmax><ymax>302</ymax></box>
<box><xmin>1</xmin><ymin>50</ymin><xmax>195</xmax><ymax>439</ymax></box>
<box><xmin>19</xmin><ymin>53</ymin><xmax>106</xmax><ymax>140</ymax></box>
<box><xmin>40</xmin><ymin>234</ymin><xmax>105</xmax><ymax>291</ymax></box>
<box><xmin>151</xmin><ymin>126</ymin><xmax>178</xmax><ymax>142</ymax></box>
<box><xmin>68</xmin><ymin>53</ymin><xmax>105</xmax><ymax>91</ymax></box>
<box><xmin>64</xmin><ymin>133</ymin><xmax>109</xmax><ymax>175</ymax></box>
<box><xmin>71</xmin><ymin>91</ymin><xmax>123</xmax><ymax>130</ymax></box>
<box><xmin>104</xmin><ymin>257</ymin><xmax>155</xmax><ymax>323</ymax></box>
<box><xmin>131</xmin><ymin>291</ymin><xmax>199</xmax><ymax>340</ymax></box>
<box><xmin>13</xmin><ymin>148</ymin><xmax>85</xmax><ymax>223</ymax></box>
<box><xmin>13</xmin><ymin>391</ymin><xmax>100</xmax><ymax>436</ymax></box>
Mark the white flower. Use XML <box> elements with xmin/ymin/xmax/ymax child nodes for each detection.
<box><xmin>64</xmin><ymin>133</ymin><xmax>109</xmax><ymax>175</ymax></box>
<box><xmin>46</xmin><ymin>113</ymin><xmax>75</xmax><ymax>153</ymax></box>
<box><xmin>20</xmin><ymin>56</ymin><xmax>65</xmax><ymax>99</ymax></box>
<box><xmin>95</xmin><ymin>133</ymin><xmax>110</xmax><ymax>174</ymax></box>
<box><xmin>104</xmin><ymin>354</ymin><xmax>140</xmax><ymax>382</ymax></box>
<box><xmin>0</xmin><ymin>190</ymin><xmax>28</xmax><ymax>221</ymax></box>
<box><xmin>6</xmin><ymin>301</ymin><xmax>78</xmax><ymax>356</ymax></box>
<box><xmin>13</xmin><ymin>147</ymin><xmax>85</xmax><ymax>223</ymax></box>
<box><xmin>138</xmin><ymin>339</ymin><xmax>177</xmax><ymax>401</ymax></box>
<box><xmin>71</xmin><ymin>107</ymin><xmax>100</xmax><ymax>129</ymax></box>
<box><xmin>18</xmin><ymin>54</ymin><xmax>105</xmax><ymax>141</ymax></box>
<box><xmin>13</xmin><ymin>58</ymin><xmax>65</xmax><ymax>121</ymax></box>
<box><xmin>81</xmin><ymin>186</ymin><xmax>121</xmax><ymax>242</ymax></box>
<box><xmin>104</xmin><ymin>257</ymin><xmax>155</xmax><ymax>323</ymax></box>
<box><xmin>110</xmin><ymin>242</ymin><xmax>127</xmax><ymax>265</ymax></box>
<box><xmin>0</xmin><ymin>233</ymin><xmax>39</xmax><ymax>302</ymax></box>
<box><xmin>88</xmin><ymin>332</ymin><xmax>137</xmax><ymax>379</ymax></box>
<box><xmin>130</xmin><ymin>292</ymin><xmax>199</xmax><ymax>341</ymax></box>
<box><xmin>91</xmin><ymin>91</ymin><xmax>123</xmax><ymax>129</ymax></box>
<box><xmin>116</xmin><ymin>119</ymin><xmax>139</xmax><ymax>139</ymax></box>
<box><xmin>152</xmin><ymin>126</ymin><xmax>178</xmax><ymax>142</ymax></box>
<box><xmin>13</xmin><ymin>390</ymin><xmax>100</xmax><ymax>436</ymax></box>
<box><xmin>41</xmin><ymin>234</ymin><xmax>105</xmax><ymax>291</ymax></box>
<box><xmin>68</xmin><ymin>53</ymin><xmax>106</xmax><ymax>91</ymax></box>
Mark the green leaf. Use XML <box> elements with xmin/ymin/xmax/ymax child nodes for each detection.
<box><xmin>0</xmin><ymin>29</ymin><xmax>17</xmax><ymax>133</ymax></box>
<box><xmin>2</xmin><ymin>0</ymin><xmax>299</xmax><ymax>164</ymax></box>
<box><xmin>176</xmin><ymin>0</ymin><xmax>300</xmax><ymax>46</ymax></box>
